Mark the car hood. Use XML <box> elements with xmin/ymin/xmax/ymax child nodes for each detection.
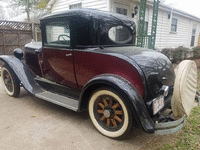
<box><xmin>93</xmin><ymin>46</ymin><xmax>175</xmax><ymax>98</ymax></box>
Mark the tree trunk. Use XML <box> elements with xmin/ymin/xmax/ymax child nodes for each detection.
<box><xmin>26</xmin><ymin>0</ymin><xmax>30</xmax><ymax>22</ymax></box>
<box><xmin>26</xmin><ymin>9</ymin><xmax>30</xmax><ymax>22</ymax></box>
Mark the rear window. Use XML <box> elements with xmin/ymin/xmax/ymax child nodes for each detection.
<box><xmin>108</xmin><ymin>26</ymin><xmax>132</xmax><ymax>44</ymax></box>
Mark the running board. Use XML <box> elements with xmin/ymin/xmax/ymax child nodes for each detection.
<box><xmin>35</xmin><ymin>91</ymin><xmax>79</xmax><ymax>111</ymax></box>
<box><xmin>34</xmin><ymin>76</ymin><xmax>80</xmax><ymax>99</ymax></box>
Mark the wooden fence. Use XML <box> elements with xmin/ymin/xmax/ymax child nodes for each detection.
<box><xmin>0</xmin><ymin>21</ymin><xmax>40</xmax><ymax>55</ymax></box>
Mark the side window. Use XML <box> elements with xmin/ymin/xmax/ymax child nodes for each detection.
<box><xmin>46</xmin><ymin>21</ymin><xmax>70</xmax><ymax>46</ymax></box>
<box><xmin>171</xmin><ymin>18</ymin><xmax>178</xmax><ymax>32</ymax></box>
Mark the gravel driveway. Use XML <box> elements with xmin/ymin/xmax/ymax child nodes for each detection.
<box><xmin>0</xmin><ymin>79</ymin><xmax>156</xmax><ymax>150</ymax></box>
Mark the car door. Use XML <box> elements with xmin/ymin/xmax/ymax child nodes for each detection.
<box><xmin>42</xmin><ymin>20</ymin><xmax>78</xmax><ymax>89</ymax></box>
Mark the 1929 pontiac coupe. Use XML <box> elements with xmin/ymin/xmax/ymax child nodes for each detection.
<box><xmin>0</xmin><ymin>9</ymin><xmax>197</xmax><ymax>139</ymax></box>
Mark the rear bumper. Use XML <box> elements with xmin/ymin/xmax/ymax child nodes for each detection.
<box><xmin>155</xmin><ymin>115</ymin><xmax>186</xmax><ymax>135</ymax></box>
<box><xmin>146</xmin><ymin>84</ymin><xmax>186</xmax><ymax>135</ymax></box>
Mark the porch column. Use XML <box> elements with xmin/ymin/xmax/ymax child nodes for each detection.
<box><xmin>137</xmin><ymin>0</ymin><xmax>147</xmax><ymax>47</ymax></box>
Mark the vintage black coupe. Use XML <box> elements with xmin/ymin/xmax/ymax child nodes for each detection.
<box><xmin>0</xmin><ymin>9</ymin><xmax>197</xmax><ymax>139</ymax></box>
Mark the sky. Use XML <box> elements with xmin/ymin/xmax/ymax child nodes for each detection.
<box><xmin>163</xmin><ymin>0</ymin><xmax>200</xmax><ymax>18</ymax></box>
<box><xmin>0</xmin><ymin>1</ymin><xmax>22</xmax><ymax>20</ymax></box>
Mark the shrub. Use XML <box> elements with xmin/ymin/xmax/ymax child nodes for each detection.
<box><xmin>161</xmin><ymin>46</ymin><xmax>192</xmax><ymax>63</ymax></box>
<box><xmin>172</xmin><ymin>46</ymin><xmax>190</xmax><ymax>63</ymax></box>
<box><xmin>192</xmin><ymin>46</ymin><xmax>200</xmax><ymax>59</ymax></box>
<box><xmin>161</xmin><ymin>48</ymin><xmax>174</xmax><ymax>60</ymax></box>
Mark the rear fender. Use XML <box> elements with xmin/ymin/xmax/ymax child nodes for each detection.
<box><xmin>0</xmin><ymin>55</ymin><xmax>43</xmax><ymax>94</ymax></box>
<box><xmin>79</xmin><ymin>74</ymin><xmax>155</xmax><ymax>133</ymax></box>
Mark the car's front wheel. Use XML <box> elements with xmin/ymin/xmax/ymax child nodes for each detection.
<box><xmin>1</xmin><ymin>65</ymin><xmax>20</xmax><ymax>97</ymax></box>
<box><xmin>88</xmin><ymin>87</ymin><xmax>133</xmax><ymax>139</ymax></box>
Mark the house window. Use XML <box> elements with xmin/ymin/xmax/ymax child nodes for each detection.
<box><xmin>114</xmin><ymin>3</ymin><xmax>129</xmax><ymax>16</ymax></box>
<box><xmin>69</xmin><ymin>3</ymin><xmax>82</xmax><ymax>9</ymax></box>
<box><xmin>191</xmin><ymin>24</ymin><xmax>197</xmax><ymax>46</ymax></box>
<box><xmin>171</xmin><ymin>18</ymin><xmax>178</xmax><ymax>32</ymax></box>
<box><xmin>116</xmin><ymin>7</ymin><xmax>127</xmax><ymax>16</ymax></box>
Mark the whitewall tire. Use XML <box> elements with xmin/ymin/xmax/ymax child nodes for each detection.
<box><xmin>88</xmin><ymin>87</ymin><xmax>133</xmax><ymax>139</ymax></box>
<box><xmin>1</xmin><ymin>65</ymin><xmax>20</xmax><ymax>97</ymax></box>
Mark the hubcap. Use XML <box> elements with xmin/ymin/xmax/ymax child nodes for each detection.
<box><xmin>104</xmin><ymin>109</ymin><xmax>111</xmax><ymax>118</ymax></box>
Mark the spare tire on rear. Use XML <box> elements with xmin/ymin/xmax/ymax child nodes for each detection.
<box><xmin>171</xmin><ymin>60</ymin><xmax>197</xmax><ymax>119</ymax></box>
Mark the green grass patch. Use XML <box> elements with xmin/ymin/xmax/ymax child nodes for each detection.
<box><xmin>159</xmin><ymin>106</ymin><xmax>200</xmax><ymax>150</ymax></box>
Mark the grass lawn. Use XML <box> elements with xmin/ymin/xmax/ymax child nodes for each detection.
<box><xmin>158</xmin><ymin>106</ymin><xmax>200</xmax><ymax>150</ymax></box>
<box><xmin>141</xmin><ymin>60</ymin><xmax>200</xmax><ymax>150</ymax></box>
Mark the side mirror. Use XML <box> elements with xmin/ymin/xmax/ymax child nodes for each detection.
<box><xmin>13</xmin><ymin>48</ymin><xmax>24</xmax><ymax>60</ymax></box>
<box><xmin>35</xmin><ymin>49</ymin><xmax>41</xmax><ymax>54</ymax></box>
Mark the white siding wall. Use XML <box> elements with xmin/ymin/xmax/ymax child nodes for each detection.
<box><xmin>50</xmin><ymin>0</ymin><xmax>200</xmax><ymax>49</ymax></box>
<box><xmin>51</xmin><ymin>0</ymin><xmax>109</xmax><ymax>13</ymax></box>
<box><xmin>51</xmin><ymin>0</ymin><xmax>139</xmax><ymax>28</ymax></box>
<box><xmin>147</xmin><ymin>5</ymin><xmax>200</xmax><ymax>49</ymax></box>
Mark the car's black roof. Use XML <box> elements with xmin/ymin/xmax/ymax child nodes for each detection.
<box><xmin>41</xmin><ymin>8</ymin><xmax>135</xmax><ymax>27</ymax></box>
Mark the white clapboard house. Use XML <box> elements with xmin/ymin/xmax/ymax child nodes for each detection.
<box><xmin>47</xmin><ymin>0</ymin><xmax>200</xmax><ymax>50</ymax></box>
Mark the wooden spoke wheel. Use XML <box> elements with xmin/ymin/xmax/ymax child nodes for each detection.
<box><xmin>88</xmin><ymin>87</ymin><xmax>133</xmax><ymax>139</ymax></box>
<box><xmin>1</xmin><ymin>65</ymin><xmax>20</xmax><ymax>97</ymax></box>
<box><xmin>96</xmin><ymin>96</ymin><xmax>124</xmax><ymax>130</ymax></box>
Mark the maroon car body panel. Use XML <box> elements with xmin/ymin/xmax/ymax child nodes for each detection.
<box><xmin>24</xmin><ymin>45</ymin><xmax>144</xmax><ymax>97</ymax></box>
<box><xmin>73</xmin><ymin>50</ymin><xmax>144</xmax><ymax>97</ymax></box>
<box><xmin>42</xmin><ymin>47</ymin><xmax>78</xmax><ymax>89</ymax></box>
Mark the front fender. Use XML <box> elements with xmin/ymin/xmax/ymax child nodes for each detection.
<box><xmin>0</xmin><ymin>55</ymin><xmax>43</xmax><ymax>94</ymax></box>
<box><xmin>79</xmin><ymin>74</ymin><xmax>155</xmax><ymax>133</ymax></box>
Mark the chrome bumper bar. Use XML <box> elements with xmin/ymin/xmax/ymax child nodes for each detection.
<box><xmin>155</xmin><ymin>115</ymin><xmax>186</xmax><ymax>135</ymax></box>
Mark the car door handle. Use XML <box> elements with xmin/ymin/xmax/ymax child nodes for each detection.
<box><xmin>35</xmin><ymin>49</ymin><xmax>41</xmax><ymax>54</ymax></box>
<box><xmin>65</xmin><ymin>53</ymin><xmax>72</xmax><ymax>56</ymax></box>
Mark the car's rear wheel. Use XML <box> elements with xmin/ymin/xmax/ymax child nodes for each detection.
<box><xmin>88</xmin><ymin>87</ymin><xmax>133</xmax><ymax>139</ymax></box>
<box><xmin>1</xmin><ymin>65</ymin><xmax>20</xmax><ymax>97</ymax></box>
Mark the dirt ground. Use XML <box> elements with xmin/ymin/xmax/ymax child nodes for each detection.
<box><xmin>0</xmin><ymin>79</ymin><xmax>158</xmax><ymax>150</ymax></box>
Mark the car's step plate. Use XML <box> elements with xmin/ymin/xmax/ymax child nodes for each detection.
<box><xmin>35</xmin><ymin>91</ymin><xmax>79</xmax><ymax>111</ymax></box>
